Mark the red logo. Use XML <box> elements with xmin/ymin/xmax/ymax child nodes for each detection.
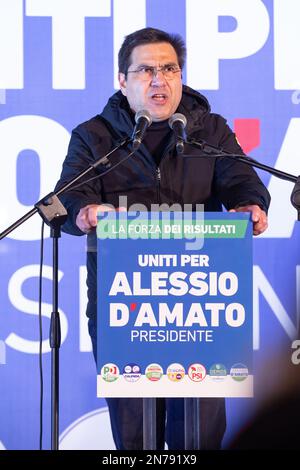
<box><xmin>188</xmin><ymin>363</ymin><xmax>206</xmax><ymax>382</ymax></box>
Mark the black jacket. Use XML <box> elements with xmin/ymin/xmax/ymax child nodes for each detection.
<box><xmin>55</xmin><ymin>85</ymin><xmax>270</xmax><ymax>239</ymax></box>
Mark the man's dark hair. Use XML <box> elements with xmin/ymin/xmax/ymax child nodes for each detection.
<box><xmin>118</xmin><ymin>27</ymin><xmax>186</xmax><ymax>75</ymax></box>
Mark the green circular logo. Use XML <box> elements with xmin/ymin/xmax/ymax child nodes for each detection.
<box><xmin>230</xmin><ymin>363</ymin><xmax>248</xmax><ymax>382</ymax></box>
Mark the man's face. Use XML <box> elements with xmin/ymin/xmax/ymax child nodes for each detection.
<box><xmin>118</xmin><ymin>42</ymin><xmax>182</xmax><ymax>122</ymax></box>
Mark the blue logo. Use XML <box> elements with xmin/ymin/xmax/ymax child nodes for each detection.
<box><xmin>209</xmin><ymin>363</ymin><xmax>227</xmax><ymax>381</ymax></box>
<box><xmin>122</xmin><ymin>363</ymin><xmax>141</xmax><ymax>382</ymax></box>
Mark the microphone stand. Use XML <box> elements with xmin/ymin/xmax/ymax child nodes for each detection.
<box><xmin>186</xmin><ymin>138</ymin><xmax>300</xmax><ymax>216</ymax></box>
<box><xmin>0</xmin><ymin>136</ymin><xmax>132</xmax><ymax>450</ymax></box>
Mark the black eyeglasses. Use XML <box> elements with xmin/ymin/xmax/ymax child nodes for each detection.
<box><xmin>126</xmin><ymin>64</ymin><xmax>181</xmax><ymax>81</ymax></box>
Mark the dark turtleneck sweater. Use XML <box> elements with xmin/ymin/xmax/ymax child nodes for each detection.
<box><xmin>127</xmin><ymin>105</ymin><xmax>172</xmax><ymax>166</ymax></box>
<box><xmin>143</xmin><ymin>119</ymin><xmax>172</xmax><ymax>167</ymax></box>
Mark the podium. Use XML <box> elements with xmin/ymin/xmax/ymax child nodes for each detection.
<box><xmin>96</xmin><ymin>212</ymin><xmax>253</xmax><ymax>449</ymax></box>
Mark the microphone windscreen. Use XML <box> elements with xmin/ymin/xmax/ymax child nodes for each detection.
<box><xmin>135</xmin><ymin>109</ymin><xmax>153</xmax><ymax>125</ymax></box>
<box><xmin>168</xmin><ymin>113</ymin><xmax>187</xmax><ymax>130</ymax></box>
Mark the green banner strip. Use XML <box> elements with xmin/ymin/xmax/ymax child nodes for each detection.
<box><xmin>97</xmin><ymin>219</ymin><xmax>248</xmax><ymax>239</ymax></box>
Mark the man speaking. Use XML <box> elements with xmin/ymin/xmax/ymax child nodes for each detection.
<box><xmin>55</xmin><ymin>27</ymin><xmax>270</xmax><ymax>450</ymax></box>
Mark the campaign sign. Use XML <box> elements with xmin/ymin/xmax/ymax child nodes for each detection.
<box><xmin>97</xmin><ymin>212</ymin><xmax>253</xmax><ymax>398</ymax></box>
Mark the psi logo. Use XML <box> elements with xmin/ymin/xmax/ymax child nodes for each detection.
<box><xmin>188</xmin><ymin>363</ymin><xmax>206</xmax><ymax>382</ymax></box>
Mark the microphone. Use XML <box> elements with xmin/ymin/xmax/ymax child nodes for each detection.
<box><xmin>132</xmin><ymin>110</ymin><xmax>152</xmax><ymax>150</ymax></box>
<box><xmin>168</xmin><ymin>113</ymin><xmax>187</xmax><ymax>154</ymax></box>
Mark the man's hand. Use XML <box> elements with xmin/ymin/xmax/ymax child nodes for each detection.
<box><xmin>229</xmin><ymin>204</ymin><xmax>268</xmax><ymax>236</ymax></box>
<box><xmin>76</xmin><ymin>204</ymin><xmax>126</xmax><ymax>233</ymax></box>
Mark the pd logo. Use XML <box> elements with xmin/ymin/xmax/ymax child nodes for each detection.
<box><xmin>101</xmin><ymin>363</ymin><xmax>119</xmax><ymax>382</ymax></box>
<box><xmin>188</xmin><ymin>363</ymin><xmax>206</xmax><ymax>382</ymax></box>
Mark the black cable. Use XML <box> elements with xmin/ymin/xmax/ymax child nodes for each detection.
<box><xmin>68</xmin><ymin>142</ymin><xmax>296</xmax><ymax>195</ymax></box>
<box><xmin>39</xmin><ymin>221</ymin><xmax>45</xmax><ymax>450</ymax></box>
<box><xmin>64</xmin><ymin>150</ymin><xmax>136</xmax><ymax>193</ymax></box>
<box><xmin>186</xmin><ymin>139</ymin><xmax>297</xmax><ymax>183</ymax></box>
